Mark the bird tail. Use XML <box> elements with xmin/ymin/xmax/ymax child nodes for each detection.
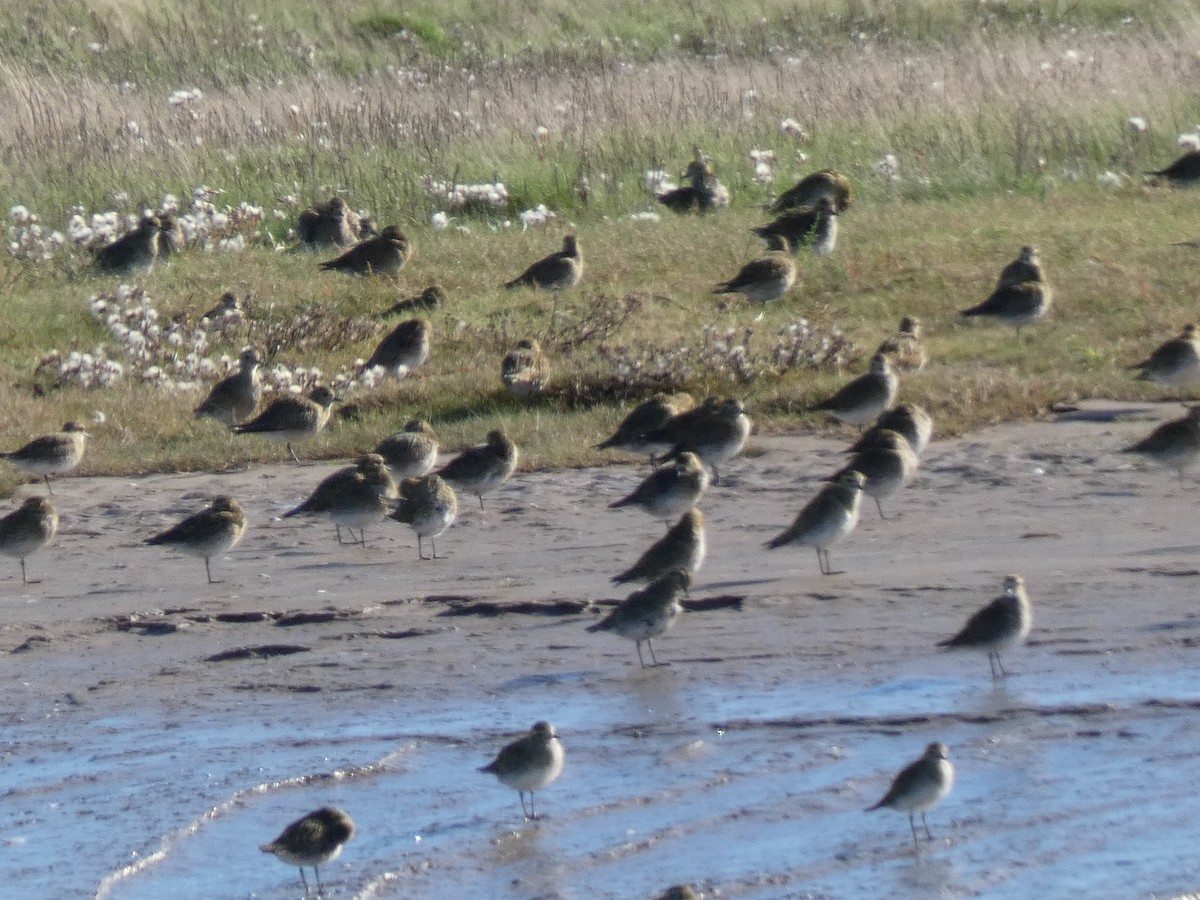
<box><xmin>478</xmin><ymin>762</ymin><xmax>498</xmax><ymax>774</ymax></box>
<box><xmin>863</xmin><ymin>800</ymin><xmax>884</xmax><ymax>812</ymax></box>
<box><xmin>765</xmin><ymin>531</ymin><xmax>791</xmax><ymax>549</ymax></box>
<box><xmin>608</xmin><ymin>496</ymin><xmax>632</xmax><ymax>509</ymax></box>
<box><xmin>586</xmin><ymin>618</ymin><xmax>614</xmax><ymax>633</ymax></box>
<box><xmin>318</xmin><ymin>259</ymin><xmax>337</xmax><ymax>271</ymax></box>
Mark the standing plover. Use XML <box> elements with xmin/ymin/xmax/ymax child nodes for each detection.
<box><xmin>588</xmin><ymin>569</ymin><xmax>690</xmax><ymax>667</ymax></box>
<box><xmin>609</xmin><ymin>451</ymin><xmax>709</xmax><ymax>523</ymax></box>
<box><xmin>390</xmin><ymin>474</ymin><xmax>458</xmax><ymax>559</ymax></box>
<box><xmin>831</xmin><ymin>429</ymin><xmax>918</xmax><ymax>519</ymax></box>
<box><xmin>233</xmin><ymin>386</ymin><xmax>335</xmax><ymax>464</ymax></box>
<box><xmin>319</xmin><ymin>225</ymin><xmax>410</xmax><ymax>276</ymax></box>
<box><xmin>1121</xmin><ymin>406</ymin><xmax>1200</xmax><ymax>483</ymax></box>
<box><xmin>260</xmin><ymin>806</ymin><xmax>355</xmax><ymax>897</ymax></box>
<box><xmin>156</xmin><ymin>212</ymin><xmax>185</xmax><ymax>260</ymax></box>
<box><xmin>375</xmin><ymin>419</ymin><xmax>439</xmax><ymax>479</ymax></box>
<box><xmin>961</xmin><ymin>280</ymin><xmax>1052</xmax><ymax>339</ymax></box>
<box><xmin>435</xmin><ymin>428</ymin><xmax>519</xmax><ymax>510</ymax></box>
<box><xmin>479</xmin><ymin>721</ymin><xmax>565</xmax><ymax>820</ymax></box>
<box><xmin>502</xmin><ymin>338</ymin><xmax>552</xmax><ymax>402</ymax></box>
<box><xmin>1147</xmin><ymin>150</ymin><xmax>1200</xmax><ymax>187</ymax></box>
<box><xmin>363</xmin><ymin>318</ymin><xmax>430</xmax><ymax>379</ymax></box>
<box><xmin>504</xmin><ymin>234</ymin><xmax>583</xmax><ymax>292</ymax></box>
<box><xmin>0</xmin><ymin>422</ymin><xmax>88</xmax><ymax>494</ymax></box>
<box><xmin>92</xmin><ymin>214</ymin><xmax>161</xmax><ymax>275</ymax></box>
<box><xmin>766</xmin><ymin>470</ymin><xmax>865</xmax><ymax>575</ymax></box>
<box><xmin>996</xmin><ymin>246</ymin><xmax>1044</xmax><ymax>289</ymax></box>
<box><xmin>752</xmin><ymin>196</ymin><xmax>839</xmax><ymax>256</ymax></box>
<box><xmin>772</xmin><ymin>169</ymin><xmax>852</xmax><ymax>213</ymax></box>
<box><xmin>811</xmin><ymin>354</ymin><xmax>899</xmax><ymax>427</ymax></box>
<box><xmin>284</xmin><ymin>454</ymin><xmax>396</xmax><ymax>546</ymax></box>
<box><xmin>145</xmin><ymin>495</ymin><xmax>247</xmax><ymax>584</ymax></box>
<box><xmin>875</xmin><ymin>316</ymin><xmax>927</xmax><ymax>372</ymax></box>
<box><xmin>1131</xmin><ymin>324</ymin><xmax>1200</xmax><ymax>397</ymax></box>
<box><xmin>613</xmin><ymin>508</ymin><xmax>705</xmax><ymax>585</ymax></box>
<box><xmin>848</xmin><ymin>404</ymin><xmax>934</xmax><ymax>457</ymax></box>
<box><xmin>865</xmin><ymin>742</ymin><xmax>955</xmax><ymax>852</ymax></box>
<box><xmin>938</xmin><ymin>574</ymin><xmax>1032</xmax><ymax>679</ymax></box>
<box><xmin>194</xmin><ymin>348</ymin><xmax>262</xmax><ymax>427</ymax></box>
<box><xmin>296</xmin><ymin>197</ymin><xmax>360</xmax><ymax>249</ymax></box>
<box><xmin>0</xmin><ymin>496</ymin><xmax>58</xmax><ymax>583</ymax></box>
<box><xmin>655</xmin><ymin>398</ymin><xmax>751</xmax><ymax>485</ymax></box>
<box><xmin>595</xmin><ymin>392</ymin><xmax>696</xmax><ymax>466</ymax></box>
<box><xmin>714</xmin><ymin>235</ymin><xmax>796</xmax><ymax>304</ymax></box>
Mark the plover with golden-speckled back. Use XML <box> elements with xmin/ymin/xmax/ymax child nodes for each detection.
<box><xmin>92</xmin><ymin>214</ymin><xmax>161</xmax><ymax>275</ymax></box>
<box><xmin>260</xmin><ymin>806</ymin><xmax>355</xmax><ymax>897</ymax></box>
<box><xmin>145</xmin><ymin>495</ymin><xmax>247</xmax><ymax>584</ymax></box>
<box><xmin>198</xmin><ymin>290</ymin><xmax>243</xmax><ymax>326</ymax></box>
<box><xmin>875</xmin><ymin>316</ymin><xmax>927</xmax><ymax>373</ymax></box>
<box><xmin>938</xmin><ymin>574</ymin><xmax>1032</xmax><ymax>679</ymax></box>
<box><xmin>595</xmin><ymin>392</ymin><xmax>696</xmax><ymax>466</ymax></box>
<box><xmin>866</xmin><ymin>742</ymin><xmax>954</xmax><ymax>852</ymax></box>
<box><xmin>375</xmin><ymin>419</ymin><xmax>439</xmax><ymax>480</ymax></box>
<box><xmin>284</xmin><ymin>453</ymin><xmax>396</xmax><ymax>547</ymax></box>
<box><xmin>319</xmin><ymin>225</ymin><xmax>410</xmax><ymax>276</ymax></box>
<box><xmin>609</xmin><ymin>451</ymin><xmax>709</xmax><ymax>523</ymax></box>
<box><xmin>233</xmin><ymin>385</ymin><xmax>335</xmax><ymax>464</ymax></box>
<box><xmin>1131</xmin><ymin>324</ymin><xmax>1200</xmax><ymax>397</ymax></box>
<box><xmin>766</xmin><ymin>470</ymin><xmax>865</xmax><ymax>575</ymax></box>
<box><xmin>752</xmin><ymin>196</ymin><xmax>839</xmax><ymax>256</ymax></box>
<box><xmin>390</xmin><ymin>473</ymin><xmax>458</xmax><ymax>559</ymax></box>
<box><xmin>772</xmin><ymin>169</ymin><xmax>852</xmax><ymax>213</ymax></box>
<box><xmin>1147</xmin><ymin>150</ymin><xmax>1200</xmax><ymax>187</ymax></box>
<box><xmin>195</xmin><ymin>348</ymin><xmax>262</xmax><ymax>427</ymax></box>
<box><xmin>479</xmin><ymin>721</ymin><xmax>565</xmax><ymax>820</ymax></box>
<box><xmin>830</xmin><ymin>429</ymin><xmax>918</xmax><ymax>520</ymax></box>
<box><xmin>363</xmin><ymin>318</ymin><xmax>430</xmax><ymax>379</ymax></box>
<box><xmin>0</xmin><ymin>496</ymin><xmax>58</xmax><ymax>583</ymax></box>
<box><xmin>1</xmin><ymin>422</ymin><xmax>88</xmax><ymax>494</ymax></box>
<box><xmin>812</xmin><ymin>354</ymin><xmax>899</xmax><ymax>427</ymax></box>
<box><xmin>961</xmin><ymin>280</ymin><xmax>1052</xmax><ymax>339</ymax></box>
<box><xmin>436</xmin><ymin>428</ymin><xmax>519</xmax><ymax>510</ymax></box>
<box><xmin>848</xmin><ymin>403</ymin><xmax>934</xmax><ymax>457</ymax></box>
<box><xmin>502</xmin><ymin>338</ymin><xmax>552</xmax><ymax>402</ymax></box>
<box><xmin>1121</xmin><ymin>406</ymin><xmax>1200</xmax><ymax>483</ymax></box>
<box><xmin>655</xmin><ymin>398</ymin><xmax>751</xmax><ymax>485</ymax></box>
<box><xmin>613</xmin><ymin>509</ymin><xmax>705</xmax><ymax>585</ymax></box>
<box><xmin>658</xmin><ymin>149</ymin><xmax>723</xmax><ymax>214</ymax></box>
<box><xmin>156</xmin><ymin>212</ymin><xmax>185</xmax><ymax>261</ymax></box>
<box><xmin>996</xmin><ymin>246</ymin><xmax>1044</xmax><ymax>289</ymax></box>
<box><xmin>296</xmin><ymin>196</ymin><xmax>360</xmax><ymax>249</ymax></box>
<box><xmin>714</xmin><ymin>235</ymin><xmax>796</xmax><ymax>304</ymax></box>
<box><xmin>504</xmin><ymin>234</ymin><xmax>583</xmax><ymax>292</ymax></box>
<box><xmin>588</xmin><ymin>569</ymin><xmax>689</xmax><ymax>667</ymax></box>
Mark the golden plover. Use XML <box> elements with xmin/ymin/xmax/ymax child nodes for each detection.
<box><xmin>195</xmin><ymin>348</ymin><xmax>262</xmax><ymax>427</ymax></box>
<box><xmin>772</xmin><ymin>169</ymin><xmax>852</xmax><ymax>213</ymax></box>
<box><xmin>319</xmin><ymin>225</ymin><xmax>410</xmax><ymax>276</ymax></box>
<box><xmin>375</xmin><ymin>419</ymin><xmax>439</xmax><ymax>479</ymax></box>
<box><xmin>875</xmin><ymin>316</ymin><xmax>927</xmax><ymax>373</ymax></box>
<box><xmin>831</xmin><ymin>428</ymin><xmax>918</xmax><ymax>520</ymax></box>
<box><xmin>1</xmin><ymin>422</ymin><xmax>88</xmax><ymax>494</ymax></box>
<box><xmin>156</xmin><ymin>212</ymin><xmax>185</xmax><ymax>261</ymax></box>
<box><xmin>283</xmin><ymin>453</ymin><xmax>396</xmax><ymax>547</ymax></box>
<box><xmin>1147</xmin><ymin>150</ymin><xmax>1200</xmax><ymax>187</ymax></box>
<box><xmin>996</xmin><ymin>245</ymin><xmax>1044</xmax><ymax>289</ymax></box>
<box><xmin>714</xmin><ymin>235</ymin><xmax>796</xmax><ymax>304</ymax></box>
<box><xmin>386</xmin><ymin>284</ymin><xmax>445</xmax><ymax>316</ymax></box>
<box><xmin>479</xmin><ymin>721</ymin><xmax>565</xmax><ymax>820</ymax></box>
<box><xmin>961</xmin><ymin>280</ymin><xmax>1052</xmax><ymax>339</ymax></box>
<box><xmin>1131</xmin><ymin>324</ymin><xmax>1200</xmax><ymax>397</ymax></box>
<box><xmin>865</xmin><ymin>742</ymin><xmax>955</xmax><ymax>852</ymax></box>
<box><xmin>501</xmin><ymin>338</ymin><xmax>552</xmax><ymax>402</ymax></box>
<box><xmin>260</xmin><ymin>806</ymin><xmax>356</xmax><ymax>897</ymax></box>
<box><xmin>1120</xmin><ymin>406</ymin><xmax>1200</xmax><ymax>483</ymax></box>
<box><xmin>145</xmin><ymin>495</ymin><xmax>247</xmax><ymax>584</ymax></box>
<box><xmin>609</xmin><ymin>451</ymin><xmax>709</xmax><ymax>523</ymax></box>
<box><xmin>752</xmin><ymin>196</ymin><xmax>839</xmax><ymax>256</ymax></box>
<box><xmin>92</xmin><ymin>214</ymin><xmax>161</xmax><ymax>275</ymax></box>
<box><xmin>588</xmin><ymin>569</ymin><xmax>690</xmax><ymax>667</ymax></box>
<box><xmin>766</xmin><ymin>469</ymin><xmax>865</xmax><ymax>575</ymax></box>
<box><xmin>0</xmin><ymin>496</ymin><xmax>58</xmax><ymax>583</ymax></box>
<box><xmin>938</xmin><ymin>574</ymin><xmax>1032</xmax><ymax>679</ymax></box>
<box><xmin>848</xmin><ymin>403</ymin><xmax>934</xmax><ymax>457</ymax></box>
<box><xmin>296</xmin><ymin>197</ymin><xmax>360</xmax><ymax>249</ymax></box>
<box><xmin>363</xmin><ymin>318</ymin><xmax>430</xmax><ymax>379</ymax></box>
<box><xmin>390</xmin><ymin>474</ymin><xmax>458</xmax><ymax>559</ymax></box>
<box><xmin>435</xmin><ymin>428</ymin><xmax>518</xmax><ymax>510</ymax></box>
<box><xmin>504</xmin><ymin>234</ymin><xmax>583</xmax><ymax>292</ymax></box>
<box><xmin>613</xmin><ymin>508</ymin><xmax>705</xmax><ymax>585</ymax></box>
<box><xmin>654</xmin><ymin>398</ymin><xmax>751</xmax><ymax>485</ymax></box>
<box><xmin>233</xmin><ymin>385</ymin><xmax>335</xmax><ymax>464</ymax></box>
<box><xmin>595</xmin><ymin>392</ymin><xmax>696</xmax><ymax>466</ymax></box>
<box><xmin>811</xmin><ymin>354</ymin><xmax>899</xmax><ymax>427</ymax></box>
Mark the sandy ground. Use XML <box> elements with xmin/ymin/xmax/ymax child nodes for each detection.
<box><xmin>4</xmin><ymin>400</ymin><xmax>1200</xmax><ymax>898</ymax></box>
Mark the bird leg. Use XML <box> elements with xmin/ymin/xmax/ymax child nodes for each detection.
<box><xmin>909</xmin><ymin>813</ymin><xmax>921</xmax><ymax>852</ymax></box>
<box><xmin>19</xmin><ymin>557</ymin><xmax>27</xmax><ymax>584</ymax></box>
<box><xmin>287</xmin><ymin>442</ymin><xmax>302</xmax><ymax>465</ymax></box>
<box><xmin>921</xmin><ymin>811</ymin><xmax>933</xmax><ymax>840</ymax></box>
<box><xmin>432</xmin><ymin>536</ymin><xmax>446</xmax><ymax>560</ymax></box>
<box><xmin>204</xmin><ymin>557</ymin><xmax>216</xmax><ymax>584</ymax></box>
<box><xmin>418</xmin><ymin>535</ymin><xmax>427</xmax><ymax>560</ymax></box>
<box><xmin>298</xmin><ymin>867</ymin><xmax>310</xmax><ymax>895</ymax></box>
<box><xmin>635</xmin><ymin>641</ymin><xmax>647</xmax><ymax>668</ymax></box>
<box><xmin>43</xmin><ymin>475</ymin><xmax>54</xmax><ymax>495</ymax></box>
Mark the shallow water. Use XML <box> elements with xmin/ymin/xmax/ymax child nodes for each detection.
<box><xmin>6</xmin><ymin>409</ymin><xmax>1200</xmax><ymax>898</ymax></box>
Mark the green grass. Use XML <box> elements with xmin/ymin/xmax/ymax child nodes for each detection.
<box><xmin>3</xmin><ymin>4</ymin><xmax>1200</xmax><ymax>491</ymax></box>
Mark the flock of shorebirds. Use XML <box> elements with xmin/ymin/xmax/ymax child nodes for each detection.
<box><xmin>11</xmin><ymin>146</ymin><xmax>1200</xmax><ymax>895</ymax></box>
